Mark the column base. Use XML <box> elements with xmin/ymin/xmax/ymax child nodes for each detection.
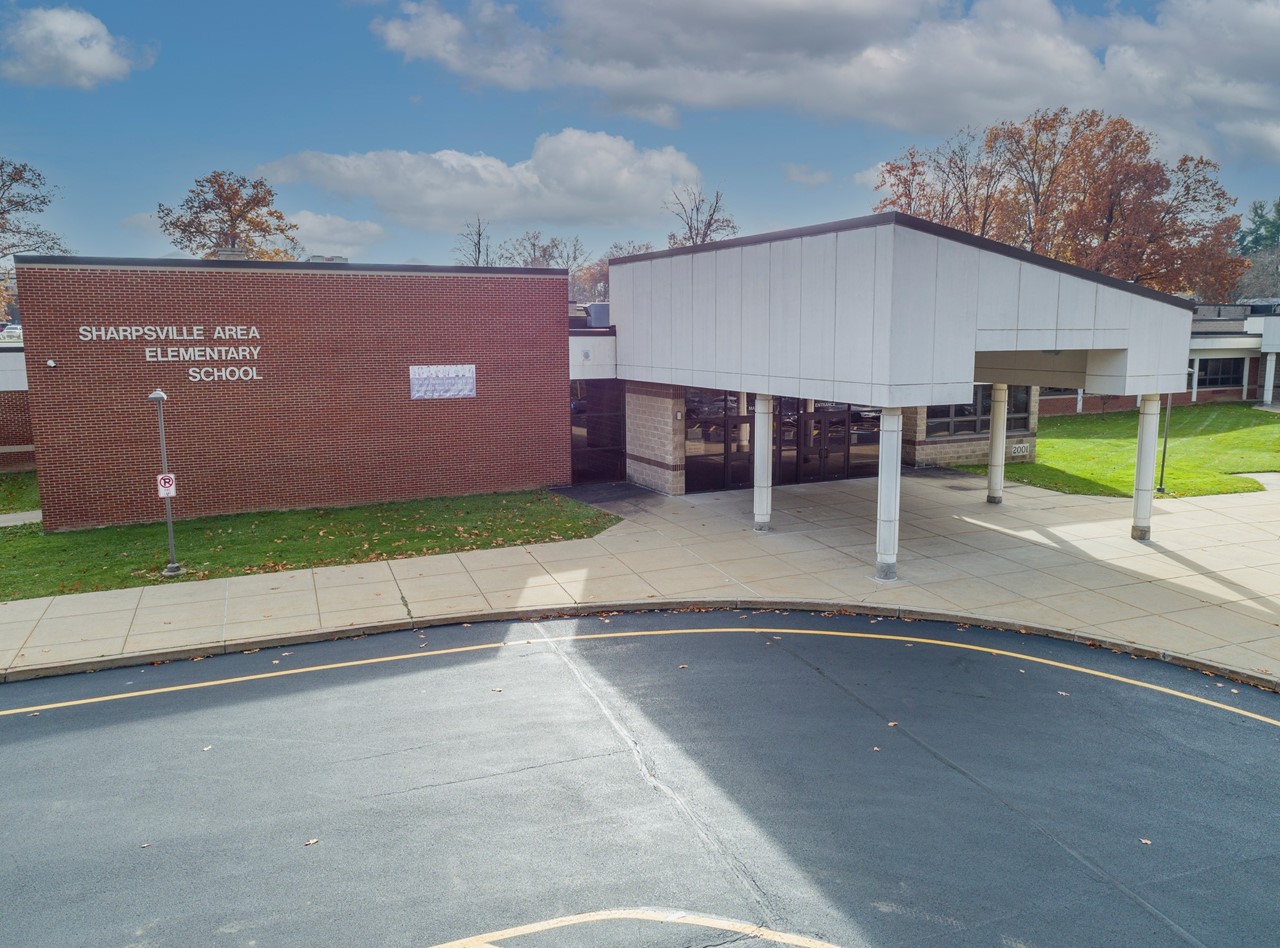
<box><xmin>1131</xmin><ymin>525</ymin><xmax>1151</xmax><ymax>541</ymax></box>
<box><xmin>986</xmin><ymin>495</ymin><xmax>1003</xmax><ymax>505</ymax></box>
<box><xmin>753</xmin><ymin>522</ymin><xmax>770</xmax><ymax>533</ymax></box>
<box><xmin>875</xmin><ymin>561</ymin><xmax>897</xmax><ymax>581</ymax></box>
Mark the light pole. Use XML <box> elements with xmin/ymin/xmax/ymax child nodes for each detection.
<box><xmin>1157</xmin><ymin>368</ymin><xmax>1195</xmax><ymax>495</ymax></box>
<box><xmin>148</xmin><ymin>389</ymin><xmax>183</xmax><ymax>577</ymax></box>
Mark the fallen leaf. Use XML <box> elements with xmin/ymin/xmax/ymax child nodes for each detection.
<box><xmin>272</xmin><ymin>660</ymin><xmax>280</xmax><ymax>665</ymax></box>
<box><xmin>27</xmin><ymin>712</ymin><xmax>39</xmax><ymax>717</ymax></box>
<box><xmin>873</xmin><ymin>747</ymin><xmax>881</xmax><ymax>752</ymax></box>
<box><xmin>887</xmin><ymin>722</ymin><xmax>898</xmax><ymax>727</ymax></box>
<box><xmin>282</xmin><ymin>652</ymin><xmax>293</xmax><ymax>657</ymax></box>
<box><xmin>1058</xmin><ymin>691</ymin><xmax>1070</xmax><ymax>697</ymax></box>
<box><xmin>202</xmin><ymin>746</ymin><xmax>212</xmax><ymax>752</ymax></box>
<box><xmin>1140</xmin><ymin>838</ymin><xmax>1152</xmax><ymax>845</ymax></box>
<box><xmin>678</xmin><ymin>664</ymin><xmax>689</xmax><ymax>669</ymax></box>
<box><xmin>304</xmin><ymin>839</ymin><xmax>319</xmax><ymax>847</ymax></box>
<box><xmin>491</xmin><ymin>688</ymin><xmax>502</xmax><ymax>693</ymax></box>
<box><xmin>140</xmin><ymin>843</ymin><xmax>150</xmax><ymax>849</ymax></box>
<box><xmin>772</xmin><ymin>636</ymin><xmax>781</xmax><ymax>640</ymax></box>
<box><xmin>243</xmin><ymin>648</ymin><xmax>260</xmax><ymax>654</ymax></box>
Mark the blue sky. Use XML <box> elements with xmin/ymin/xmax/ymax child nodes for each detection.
<box><xmin>4</xmin><ymin>0</ymin><xmax>1279</xmax><ymax>266</ymax></box>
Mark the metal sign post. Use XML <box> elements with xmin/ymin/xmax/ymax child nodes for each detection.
<box><xmin>148</xmin><ymin>389</ymin><xmax>184</xmax><ymax>577</ymax></box>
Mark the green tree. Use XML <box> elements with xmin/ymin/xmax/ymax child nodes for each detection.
<box><xmin>1236</xmin><ymin>197</ymin><xmax>1280</xmax><ymax>255</ymax></box>
<box><xmin>157</xmin><ymin>171</ymin><xmax>301</xmax><ymax>260</ymax></box>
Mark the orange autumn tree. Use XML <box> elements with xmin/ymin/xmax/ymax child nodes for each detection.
<box><xmin>874</xmin><ymin>108</ymin><xmax>1246</xmax><ymax>301</ymax></box>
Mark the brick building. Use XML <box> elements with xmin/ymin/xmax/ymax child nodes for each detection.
<box><xmin>15</xmin><ymin>212</ymin><xmax>1262</xmax><ymax>575</ymax></box>
<box><xmin>14</xmin><ymin>258</ymin><xmax>570</xmax><ymax>531</ymax></box>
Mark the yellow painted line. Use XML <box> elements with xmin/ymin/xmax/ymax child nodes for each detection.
<box><xmin>2</xmin><ymin>626</ymin><xmax>1278</xmax><ymax>729</ymax></box>
<box><xmin>428</xmin><ymin>906</ymin><xmax>843</xmax><ymax>947</ymax></box>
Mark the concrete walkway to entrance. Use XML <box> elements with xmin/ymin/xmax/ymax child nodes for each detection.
<box><xmin>3</xmin><ymin>471</ymin><xmax>1280</xmax><ymax>688</ymax></box>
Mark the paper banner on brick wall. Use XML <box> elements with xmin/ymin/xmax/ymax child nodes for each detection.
<box><xmin>410</xmin><ymin>364</ymin><xmax>476</xmax><ymax>399</ymax></box>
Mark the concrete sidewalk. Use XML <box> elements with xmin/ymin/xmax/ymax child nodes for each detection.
<box><xmin>3</xmin><ymin>471</ymin><xmax>1280</xmax><ymax>689</ymax></box>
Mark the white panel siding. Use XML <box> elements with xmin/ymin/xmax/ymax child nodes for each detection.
<box><xmin>691</xmin><ymin>253</ymin><xmax>717</xmax><ymax>380</ymax></box>
<box><xmin>1056</xmin><ymin>274</ymin><xmax>1097</xmax><ymax>333</ymax></box>
<box><xmin>1017</xmin><ymin>264</ymin><xmax>1060</xmax><ymax>345</ymax></box>
<box><xmin>975</xmin><ymin>250</ymin><xmax>1020</xmax><ymax>330</ymax></box>
<box><xmin>609</xmin><ymin>264</ymin><xmax>634</xmax><ymax>369</ymax></box>
<box><xmin>832</xmin><ymin>228</ymin><xmax>877</xmax><ymax>385</ymax></box>
<box><xmin>740</xmin><ymin>243</ymin><xmax>771</xmax><ymax>377</ymax></box>
<box><xmin>610</xmin><ymin>217</ymin><xmax>1192</xmax><ymax>406</ymax></box>
<box><xmin>887</xmin><ymin>227</ymin><xmax>937</xmax><ymax>386</ymax></box>
<box><xmin>870</xmin><ymin>225</ymin><xmax>895</xmax><ymax>387</ymax></box>
<box><xmin>768</xmin><ymin>239</ymin><xmax>802</xmax><ymax>389</ymax></box>
<box><xmin>669</xmin><ymin>254</ymin><xmax>695</xmax><ymax>379</ymax></box>
<box><xmin>715</xmin><ymin>247</ymin><xmax>744</xmax><ymax>377</ymax></box>
<box><xmin>648</xmin><ymin>256</ymin><xmax>673</xmax><ymax>378</ymax></box>
<box><xmin>631</xmin><ymin>260</ymin><xmax>654</xmax><ymax>372</ymax></box>
<box><xmin>933</xmin><ymin>239</ymin><xmax>980</xmax><ymax>386</ymax></box>
<box><xmin>799</xmin><ymin>233</ymin><xmax>838</xmax><ymax>387</ymax></box>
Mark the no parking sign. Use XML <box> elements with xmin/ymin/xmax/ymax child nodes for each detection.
<box><xmin>156</xmin><ymin>473</ymin><xmax>177</xmax><ymax>498</ymax></box>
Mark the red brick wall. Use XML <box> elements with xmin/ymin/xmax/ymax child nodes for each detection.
<box><xmin>16</xmin><ymin>262</ymin><xmax>571</xmax><ymax>530</ymax></box>
<box><xmin>0</xmin><ymin>390</ymin><xmax>35</xmax><ymax>471</ymax></box>
<box><xmin>1039</xmin><ymin>387</ymin><xmax>1253</xmax><ymax>417</ymax></box>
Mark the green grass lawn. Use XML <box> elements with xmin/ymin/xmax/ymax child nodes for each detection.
<box><xmin>960</xmin><ymin>402</ymin><xmax>1280</xmax><ymax>498</ymax></box>
<box><xmin>0</xmin><ymin>470</ymin><xmax>39</xmax><ymax>514</ymax></box>
<box><xmin>0</xmin><ymin>490</ymin><xmax>618</xmax><ymax>602</ymax></box>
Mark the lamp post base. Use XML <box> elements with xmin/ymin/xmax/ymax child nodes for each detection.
<box><xmin>162</xmin><ymin>563</ymin><xmax>185</xmax><ymax>577</ymax></box>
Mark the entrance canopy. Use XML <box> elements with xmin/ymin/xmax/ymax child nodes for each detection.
<box><xmin>609</xmin><ymin>211</ymin><xmax>1193</xmax><ymax>403</ymax></box>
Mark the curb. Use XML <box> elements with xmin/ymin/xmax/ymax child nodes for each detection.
<box><xmin>5</xmin><ymin>599</ymin><xmax>1277</xmax><ymax>694</ymax></box>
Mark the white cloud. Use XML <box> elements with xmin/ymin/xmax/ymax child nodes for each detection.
<box><xmin>368</xmin><ymin>0</ymin><xmax>1280</xmax><ymax>164</ymax></box>
<box><xmin>0</xmin><ymin>7</ymin><xmax>150</xmax><ymax>89</ymax></box>
<box><xmin>784</xmin><ymin>163</ymin><xmax>831</xmax><ymax>186</ymax></box>
<box><xmin>290</xmin><ymin>211</ymin><xmax>389</xmax><ymax>259</ymax></box>
<box><xmin>851</xmin><ymin>163</ymin><xmax>884</xmax><ymax>190</ymax></box>
<box><xmin>263</xmin><ymin>128</ymin><xmax>699</xmax><ymax>232</ymax></box>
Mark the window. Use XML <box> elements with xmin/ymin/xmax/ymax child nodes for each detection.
<box><xmin>1196</xmin><ymin>358</ymin><xmax>1244</xmax><ymax>388</ymax></box>
<box><xmin>926</xmin><ymin>385</ymin><xmax>1030</xmax><ymax>438</ymax></box>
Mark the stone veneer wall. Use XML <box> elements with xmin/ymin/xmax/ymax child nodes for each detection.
<box><xmin>902</xmin><ymin>388</ymin><xmax>1039</xmax><ymax>468</ymax></box>
<box><xmin>625</xmin><ymin>381</ymin><xmax>685</xmax><ymax>494</ymax></box>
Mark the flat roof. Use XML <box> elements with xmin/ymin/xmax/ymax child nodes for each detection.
<box><xmin>13</xmin><ymin>255</ymin><xmax>568</xmax><ymax>279</ymax></box>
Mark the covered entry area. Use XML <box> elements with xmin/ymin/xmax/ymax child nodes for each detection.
<box><xmin>683</xmin><ymin>391</ymin><xmax>880</xmax><ymax>492</ymax></box>
<box><xmin>610</xmin><ymin>212</ymin><xmax>1193</xmax><ymax>581</ymax></box>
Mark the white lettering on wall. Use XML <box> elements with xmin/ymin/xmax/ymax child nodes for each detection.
<box><xmin>77</xmin><ymin>324</ymin><xmax>265</xmax><ymax>382</ymax></box>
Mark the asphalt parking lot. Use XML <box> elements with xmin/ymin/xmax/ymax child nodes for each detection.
<box><xmin>3</xmin><ymin>609</ymin><xmax>1278</xmax><ymax>947</ymax></box>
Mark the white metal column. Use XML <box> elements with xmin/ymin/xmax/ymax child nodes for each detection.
<box><xmin>1243</xmin><ymin>357</ymin><xmax>1252</xmax><ymax>400</ymax></box>
<box><xmin>1132</xmin><ymin>393</ymin><xmax>1161</xmax><ymax>541</ymax></box>
<box><xmin>876</xmin><ymin>407</ymin><xmax>903</xmax><ymax>580</ymax></box>
<box><xmin>987</xmin><ymin>383</ymin><xmax>1008</xmax><ymax>505</ymax></box>
<box><xmin>1190</xmin><ymin>358</ymin><xmax>1200</xmax><ymax>401</ymax></box>
<box><xmin>1265</xmin><ymin>353</ymin><xmax>1277</xmax><ymax>407</ymax></box>
<box><xmin>753</xmin><ymin>395</ymin><xmax>774</xmax><ymax>532</ymax></box>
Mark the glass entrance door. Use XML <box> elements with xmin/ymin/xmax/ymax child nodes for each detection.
<box><xmin>798</xmin><ymin>410</ymin><xmax>852</xmax><ymax>481</ymax></box>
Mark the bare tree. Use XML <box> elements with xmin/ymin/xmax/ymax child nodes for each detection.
<box><xmin>1234</xmin><ymin>246</ymin><xmax>1280</xmax><ymax>300</ymax></box>
<box><xmin>1</xmin><ymin>157</ymin><xmax>69</xmax><ymax>259</ymax></box>
<box><xmin>452</xmin><ymin>215</ymin><xmax>495</xmax><ymax>266</ymax></box>
<box><xmin>665</xmin><ymin>184</ymin><xmax>739</xmax><ymax>248</ymax></box>
<box><xmin>577</xmin><ymin>240</ymin><xmax>655</xmax><ymax>301</ymax></box>
<box><xmin>497</xmin><ymin>230</ymin><xmax>557</xmax><ymax>268</ymax></box>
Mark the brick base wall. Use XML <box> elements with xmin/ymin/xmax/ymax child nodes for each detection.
<box><xmin>625</xmin><ymin>381</ymin><xmax>685</xmax><ymax>494</ymax></box>
<box><xmin>18</xmin><ymin>261</ymin><xmax>571</xmax><ymax>531</ymax></box>
<box><xmin>1040</xmin><ymin>387</ymin><xmax>1258</xmax><ymax>417</ymax></box>
<box><xmin>0</xmin><ymin>390</ymin><xmax>34</xmax><ymax>471</ymax></box>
